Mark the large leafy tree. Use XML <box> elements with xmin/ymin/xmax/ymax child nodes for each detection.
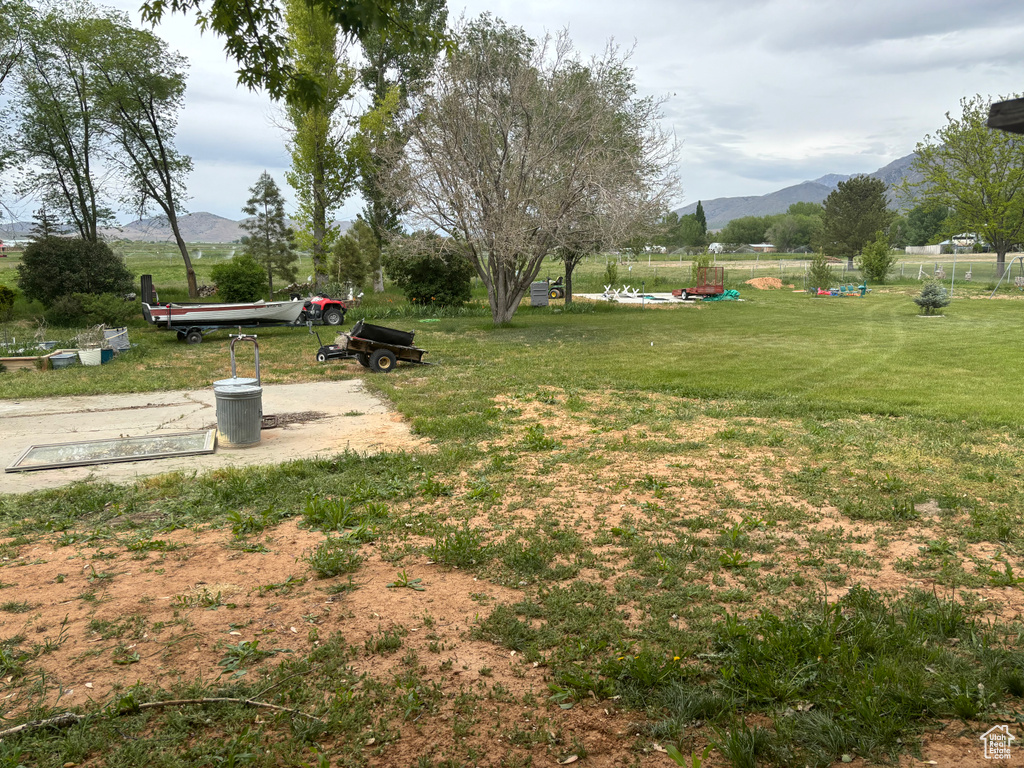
<box><xmin>240</xmin><ymin>171</ymin><xmax>297</xmax><ymax>297</ymax></box>
<box><xmin>0</xmin><ymin>0</ymin><xmax>28</xmax><ymax>99</ymax></box>
<box><xmin>283</xmin><ymin>0</ymin><xmax>358</xmax><ymax>287</ymax></box>
<box><xmin>766</xmin><ymin>205</ymin><xmax>823</xmax><ymax>252</ymax></box>
<box><xmin>904</xmin><ymin>202</ymin><xmax>949</xmax><ymax>247</ymax></box>
<box><xmin>0</xmin><ymin>0</ymin><xmax>28</xmax><ymax>174</ymax></box>
<box><xmin>140</xmin><ymin>0</ymin><xmax>448</xmax><ymax>107</ymax></box>
<box><xmin>818</xmin><ymin>175</ymin><xmax>894</xmax><ymax>269</ymax></box>
<box><xmin>395</xmin><ymin>17</ymin><xmax>678</xmax><ymax>322</ymax></box>
<box><xmin>90</xmin><ymin>18</ymin><xmax>197</xmax><ymax>295</ymax></box>
<box><xmin>12</xmin><ymin>2</ymin><xmax>116</xmax><ymax>242</ymax></box>
<box><xmin>658</xmin><ymin>212</ymin><xmax>706</xmax><ymax>250</ymax></box>
<box><xmin>719</xmin><ymin>215</ymin><xmax>772</xmax><ymax>245</ymax></box>
<box><xmin>907</xmin><ymin>95</ymin><xmax>1024</xmax><ymax>278</ymax></box>
<box><xmin>354</xmin><ymin>0</ymin><xmax>447</xmax><ymax>291</ymax></box>
<box><xmin>0</xmin><ymin>0</ymin><xmax>29</xmax><ymax>211</ymax></box>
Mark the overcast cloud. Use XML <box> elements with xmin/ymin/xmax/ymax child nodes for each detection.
<box><xmin>14</xmin><ymin>0</ymin><xmax>1023</xmax><ymax>223</ymax></box>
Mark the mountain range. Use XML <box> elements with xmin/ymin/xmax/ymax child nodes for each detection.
<box><xmin>675</xmin><ymin>152</ymin><xmax>922</xmax><ymax>230</ymax></box>
<box><xmin>0</xmin><ymin>212</ymin><xmax>352</xmax><ymax>243</ymax></box>
<box><xmin>1</xmin><ymin>153</ymin><xmax>922</xmax><ymax>241</ymax></box>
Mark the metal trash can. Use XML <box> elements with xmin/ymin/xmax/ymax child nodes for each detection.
<box><xmin>530</xmin><ymin>281</ymin><xmax>550</xmax><ymax>307</ymax></box>
<box><xmin>214</xmin><ymin>335</ymin><xmax>263</xmax><ymax>448</ymax></box>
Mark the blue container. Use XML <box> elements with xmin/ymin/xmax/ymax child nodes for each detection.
<box><xmin>50</xmin><ymin>352</ymin><xmax>78</xmax><ymax>369</ymax></box>
<box><xmin>100</xmin><ymin>348</ymin><xmax>115</xmax><ymax>364</ymax></box>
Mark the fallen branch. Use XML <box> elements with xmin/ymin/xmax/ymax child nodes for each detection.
<box><xmin>123</xmin><ymin>697</ymin><xmax>322</xmax><ymax>721</ymax></box>
<box><xmin>0</xmin><ymin>712</ymin><xmax>82</xmax><ymax>739</ymax></box>
<box><xmin>0</xmin><ymin>697</ymin><xmax>322</xmax><ymax>740</ymax></box>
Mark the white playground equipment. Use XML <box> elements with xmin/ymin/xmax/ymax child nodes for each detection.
<box><xmin>989</xmin><ymin>256</ymin><xmax>1024</xmax><ymax>297</ymax></box>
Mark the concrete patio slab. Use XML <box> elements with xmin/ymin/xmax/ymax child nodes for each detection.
<box><xmin>0</xmin><ymin>380</ymin><xmax>426</xmax><ymax>495</ymax></box>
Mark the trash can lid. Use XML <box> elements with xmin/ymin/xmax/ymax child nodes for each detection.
<box><xmin>214</xmin><ymin>384</ymin><xmax>262</xmax><ymax>396</ymax></box>
<box><xmin>213</xmin><ymin>377</ymin><xmax>258</xmax><ymax>388</ymax></box>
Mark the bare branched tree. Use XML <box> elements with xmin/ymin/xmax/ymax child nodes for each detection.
<box><xmin>391</xmin><ymin>16</ymin><xmax>680</xmax><ymax>323</ymax></box>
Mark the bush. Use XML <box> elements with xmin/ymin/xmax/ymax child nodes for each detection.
<box><xmin>0</xmin><ymin>285</ymin><xmax>15</xmax><ymax>321</ymax></box>
<box><xmin>17</xmin><ymin>237</ymin><xmax>133</xmax><ymax>307</ymax></box>
<box><xmin>603</xmin><ymin>260</ymin><xmax>618</xmax><ymax>287</ymax></box>
<box><xmin>690</xmin><ymin>253</ymin><xmax>712</xmax><ymax>282</ymax></box>
<box><xmin>331</xmin><ymin>235</ymin><xmax>368</xmax><ymax>291</ymax></box>
<box><xmin>382</xmin><ymin>235</ymin><xmax>474</xmax><ymax>307</ymax></box>
<box><xmin>857</xmin><ymin>231</ymin><xmax>898</xmax><ymax>283</ymax></box>
<box><xmin>44</xmin><ymin>294</ymin><xmax>84</xmax><ymax>326</ymax></box>
<box><xmin>210</xmin><ymin>255</ymin><xmax>267</xmax><ymax>302</ymax></box>
<box><xmin>807</xmin><ymin>253</ymin><xmax>834</xmax><ymax>292</ymax></box>
<box><xmin>45</xmin><ymin>293</ymin><xmax>140</xmax><ymax>327</ymax></box>
<box><xmin>914</xmin><ymin>282</ymin><xmax>950</xmax><ymax>315</ymax></box>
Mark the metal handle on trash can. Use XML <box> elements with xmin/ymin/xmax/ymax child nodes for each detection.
<box><xmin>229</xmin><ymin>335</ymin><xmax>260</xmax><ymax>385</ymax></box>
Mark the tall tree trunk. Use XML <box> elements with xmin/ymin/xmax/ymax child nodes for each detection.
<box><xmin>996</xmin><ymin>248</ymin><xmax>1007</xmax><ymax>279</ymax></box>
<box><xmin>564</xmin><ymin>262</ymin><xmax>574</xmax><ymax>304</ymax></box>
<box><xmin>164</xmin><ymin>209</ymin><xmax>198</xmax><ymax>298</ymax></box>
<box><xmin>370</xmin><ymin>198</ymin><xmax>386</xmax><ymax>292</ymax></box>
<box><xmin>312</xmin><ymin>174</ymin><xmax>327</xmax><ymax>289</ymax></box>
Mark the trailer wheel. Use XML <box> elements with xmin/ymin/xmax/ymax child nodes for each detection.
<box><xmin>316</xmin><ymin>351</ymin><xmax>327</xmax><ymax>362</ymax></box>
<box><xmin>356</xmin><ymin>353</ymin><xmax>370</xmax><ymax>367</ymax></box>
<box><xmin>323</xmin><ymin>307</ymin><xmax>344</xmax><ymax>325</ymax></box>
<box><xmin>369</xmin><ymin>349</ymin><xmax>397</xmax><ymax>373</ymax></box>
<box><xmin>185</xmin><ymin>329</ymin><xmax>203</xmax><ymax>344</ymax></box>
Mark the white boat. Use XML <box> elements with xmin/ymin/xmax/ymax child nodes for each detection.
<box><xmin>143</xmin><ymin>299</ymin><xmax>306</xmax><ymax>327</ymax></box>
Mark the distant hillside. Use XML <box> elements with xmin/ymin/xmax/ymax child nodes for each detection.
<box><xmin>676</xmin><ymin>181</ymin><xmax>834</xmax><ymax>230</ymax></box>
<box><xmin>677</xmin><ymin>152</ymin><xmax>920</xmax><ymax>229</ymax></box>
<box><xmin>99</xmin><ymin>212</ymin><xmax>242</xmax><ymax>243</ymax></box>
<box><xmin>100</xmin><ymin>213</ymin><xmax>353</xmax><ymax>243</ymax></box>
<box><xmin>1</xmin><ymin>212</ymin><xmax>352</xmax><ymax>243</ymax></box>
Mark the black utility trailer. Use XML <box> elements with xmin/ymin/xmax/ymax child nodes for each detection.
<box><xmin>312</xmin><ymin>320</ymin><xmax>429</xmax><ymax>373</ymax></box>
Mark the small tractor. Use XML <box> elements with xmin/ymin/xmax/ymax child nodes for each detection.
<box><xmin>547</xmin><ymin>277</ymin><xmax>565</xmax><ymax>299</ymax></box>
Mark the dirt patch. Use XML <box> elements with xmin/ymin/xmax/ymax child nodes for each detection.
<box><xmin>1</xmin><ymin>385</ymin><xmax>1019</xmax><ymax>766</ymax></box>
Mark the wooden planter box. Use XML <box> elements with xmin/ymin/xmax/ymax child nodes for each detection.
<box><xmin>0</xmin><ymin>353</ymin><xmax>54</xmax><ymax>371</ymax></box>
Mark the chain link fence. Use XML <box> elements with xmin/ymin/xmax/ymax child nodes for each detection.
<box><xmin>560</xmin><ymin>253</ymin><xmax>1024</xmax><ymax>295</ymax></box>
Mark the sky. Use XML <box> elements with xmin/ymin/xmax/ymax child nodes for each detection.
<box><xmin>13</xmin><ymin>0</ymin><xmax>1024</xmax><ymax>223</ymax></box>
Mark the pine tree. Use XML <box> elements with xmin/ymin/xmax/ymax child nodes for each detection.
<box><xmin>914</xmin><ymin>282</ymin><xmax>950</xmax><ymax>315</ymax></box>
<box><xmin>29</xmin><ymin>206</ymin><xmax>60</xmax><ymax>240</ymax></box>
<box><xmin>240</xmin><ymin>171</ymin><xmax>298</xmax><ymax>298</ymax></box>
<box><xmin>819</xmin><ymin>176</ymin><xmax>894</xmax><ymax>270</ymax></box>
<box><xmin>808</xmin><ymin>253</ymin><xmax>834</xmax><ymax>293</ymax></box>
<box><xmin>695</xmin><ymin>200</ymin><xmax>707</xmax><ymax>236</ymax></box>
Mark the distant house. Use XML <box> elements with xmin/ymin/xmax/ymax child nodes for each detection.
<box><xmin>750</xmin><ymin>243</ymin><xmax>776</xmax><ymax>253</ymax></box>
<box><xmin>908</xmin><ymin>234</ymin><xmax>986</xmax><ymax>256</ymax></box>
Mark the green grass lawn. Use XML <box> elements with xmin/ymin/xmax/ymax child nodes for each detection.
<box><xmin>4</xmin><ymin>279</ymin><xmax>1022</xmax><ymax>426</ymax></box>
<box><xmin>2</xmin><ymin>254</ymin><xmax>1024</xmax><ymax>768</ymax></box>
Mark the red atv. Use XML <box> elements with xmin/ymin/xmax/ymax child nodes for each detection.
<box><xmin>302</xmin><ymin>295</ymin><xmax>348</xmax><ymax>325</ymax></box>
